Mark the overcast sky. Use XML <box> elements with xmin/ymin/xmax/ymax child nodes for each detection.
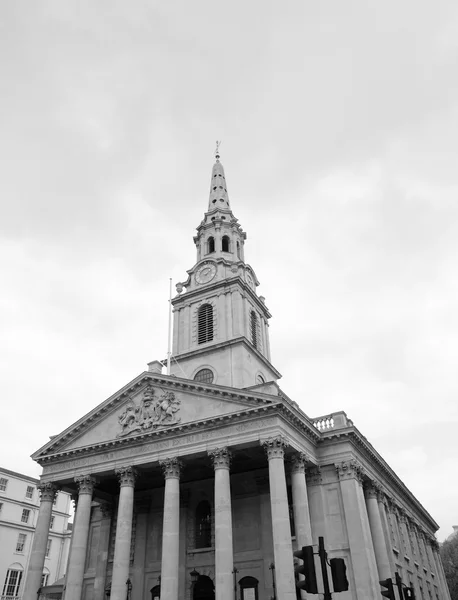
<box><xmin>1</xmin><ymin>1</ymin><xmax>457</xmax><ymax>540</ymax></box>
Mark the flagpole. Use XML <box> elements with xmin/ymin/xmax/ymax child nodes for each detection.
<box><xmin>167</xmin><ymin>278</ymin><xmax>172</xmax><ymax>375</ymax></box>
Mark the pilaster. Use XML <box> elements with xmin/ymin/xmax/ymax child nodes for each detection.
<box><xmin>336</xmin><ymin>461</ymin><xmax>379</xmax><ymax>599</ymax></box>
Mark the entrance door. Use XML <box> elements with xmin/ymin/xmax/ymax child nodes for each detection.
<box><xmin>193</xmin><ymin>576</ymin><xmax>215</xmax><ymax>600</ymax></box>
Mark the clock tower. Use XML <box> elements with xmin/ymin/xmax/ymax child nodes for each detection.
<box><xmin>169</xmin><ymin>148</ymin><xmax>281</xmax><ymax>388</ymax></box>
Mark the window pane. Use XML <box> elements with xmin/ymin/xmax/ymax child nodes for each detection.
<box><xmin>194</xmin><ymin>369</ymin><xmax>214</xmax><ymax>384</ymax></box>
<box><xmin>0</xmin><ymin>478</ymin><xmax>8</xmax><ymax>492</ymax></box>
<box><xmin>26</xmin><ymin>486</ymin><xmax>34</xmax><ymax>499</ymax></box>
<box><xmin>21</xmin><ymin>509</ymin><xmax>30</xmax><ymax>523</ymax></box>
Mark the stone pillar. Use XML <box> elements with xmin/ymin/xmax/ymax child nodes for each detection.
<box><xmin>290</xmin><ymin>453</ymin><xmax>312</xmax><ymax>548</ymax></box>
<box><xmin>364</xmin><ymin>482</ymin><xmax>391</xmax><ymax>580</ymax></box>
<box><xmin>424</xmin><ymin>534</ymin><xmax>436</xmax><ymax>575</ymax></box>
<box><xmin>263</xmin><ymin>437</ymin><xmax>296</xmax><ymax>600</ymax></box>
<box><xmin>209</xmin><ymin>447</ymin><xmax>234</xmax><ymax>600</ymax></box>
<box><xmin>93</xmin><ymin>504</ymin><xmax>112</xmax><ymax>600</ymax></box>
<box><xmin>336</xmin><ymin>461</ymin><xmax>379</xmax><ymax>600</ymax></box>
<box><xmin>111</xmin><ymin>467</ymin><xmax>137</xmax><ymax>600</ymax></box>
<box><xmin>160</xmin><ymin>457</ymin><xmax>182</xmax><ymax>600</ymax></box>
<box><xmin>399</xmin><ymin>510</ymin><xmax>413</xmax><ymax>560</ymax></box>
<box><xmin>377</xmin><ymin>494</ymin><xmax>396</xmax><ymax>577</ymax></box>
<box><xmin>65</xmin><ymin>476</ymin><xmax>97</xmax><ymax>600</ymax></box>
<box><xmin>22</xmin><ymin>483</ymin><xmax>58</xmax><ymax>600</ymax></box>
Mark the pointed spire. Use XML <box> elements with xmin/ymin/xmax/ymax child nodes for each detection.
<box><xmin>208</xmin><ymin>141</ymin><xmax>230</xmax><ymax>211</ymax></box>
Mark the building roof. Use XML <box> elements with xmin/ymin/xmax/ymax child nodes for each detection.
<box><xmin>0</xmin><ymin>466</ymin><xmax>39</xmax><ymax>484</ymax></box>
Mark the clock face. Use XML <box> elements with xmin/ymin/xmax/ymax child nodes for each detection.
<box><xmin>195</xmin><ymin>262</ymin><xmax>217</xmax><ymax>284</ymax></box>
<box><xmin>246</xmin><ymin>273</ymin><xmax>254</xmax><ymax>288</ymax></box>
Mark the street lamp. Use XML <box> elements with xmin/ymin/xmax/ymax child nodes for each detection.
<box><xmin>126</xmin><ymin>579</ymin><xmax>132</xmax><ymax>600</ymax></box>
<box><xmin>190</xmin><ymin>569</ymin><xmax>200</xmax><ymax>584</ymax></box>
<box><xmin>232</xmin><ymin>567</ymin><xmax>239</xmax><ymax>600</ymax></box>
<box><xmin>269</xmin><ymin>563</ymin><xmax>277</xmax><ymax>600</ymax></box>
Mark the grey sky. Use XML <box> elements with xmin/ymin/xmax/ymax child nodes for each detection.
<box><xmin>1</xmin><ymin>1</ymin><xmax>457</xmax><ymax>539</ymax></box>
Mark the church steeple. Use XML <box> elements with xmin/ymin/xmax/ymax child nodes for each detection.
<box><xmin>208</xmin><ymin>143</ymin><xmax>230</xmax><ymax>211</ymax></box>
<box><xmin>170</xmin><ymin>150</ymin><xmax>281</xmax><ymax>389</ymax></box>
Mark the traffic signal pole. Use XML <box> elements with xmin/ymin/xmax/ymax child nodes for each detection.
<box><xmin>318</xmin><ymin>537</ymin><xmax>332</xmax><ymax>600</ymax></box>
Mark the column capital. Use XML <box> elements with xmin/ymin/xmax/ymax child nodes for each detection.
<box><xmin>115</xmin><ymin>466</ymin><xmax>137</xmax><ymax>487</ymax></box>
<box><xmin>160</xmin><ymin>457</ymin><xmax>183</xmax><ymax>479</ymax></box>
<box><xmin>335</xmin><ymin>460</ymin><xmax>364</xmax><ymax>484</ymax></box>
<box><xmin>75</xmin><ymin>475</ymin><xmax>97</xmax><ymax>495</ymax></box>
<box><xmin>398</xmin><ymin>509</ymin><xmax>409</xmax><ymax>524</ymax></box>
<box><xmin>262</xmin><ymin>435</ymin><xmax>288</xmax><ymax>460</ymax></box>
<box><xmin>208</xmin><ymin>447</ymin><xmax>231</xmax><ymax>469</ymax></box>
<box><xmin>305</xmin><ymin>466</ymin><xmax>322</xmax><ymax>486</ymax></box>
<box><xmin>290</xmin><ymin>452</ymin><xmax>309</xmax><ymax>474</ymax></box>
<box><xmin>363</xmin><ymin>480</ymin><xmax>381</xmax><ymax>499</ymax></box>
<box><xmin>38</xmin><ymin>482</ymin><xmax>59</xmax><ymax>502</ymax></box>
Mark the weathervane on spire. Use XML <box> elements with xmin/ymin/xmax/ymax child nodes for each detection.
<box><xmin>215</xmin><ymin>140</ymin><xmax>221</xmax><ymax>161</ymax></box>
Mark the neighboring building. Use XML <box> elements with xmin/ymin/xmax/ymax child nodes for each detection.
<box><xmin>0</xmin><ymin>468</ymin><xmax>71</xmax><ymax>600</ymax></box>
<box><xmin>22</xmin><ymin>151</ymin><xmax>451</xmax><ymax>600</ymax></box>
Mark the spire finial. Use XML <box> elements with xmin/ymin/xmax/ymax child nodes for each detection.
<box><xmin>215</xmin><ymin>140</ymin><xmax>221</xmax><ymax>161</ymax></box>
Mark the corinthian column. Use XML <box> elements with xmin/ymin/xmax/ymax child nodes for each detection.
<box><xmin>160</xmin><ymin>458</ymin><xmax>182</xmax><ymax>600</ymax></box>
<box><xmin>290</xmin><ymin>453</ymin><xmax>312</xmax><ymax>548</ymax></box>
<box><xmin>209</xmin><ymin>448</ymin><xmax>234</xmax><ymax>600</ymax></box>
<box><xmin>111</xmin><ymin>467</ymin><xmax>137</xmax><ymax>600</ymax></box>
<box><xmin>262</xmin><ymin>437</ymin><xmax>296</xmax><ymax>600</ymax></box>
<box><xmin>364</xmin><ymin>481</ymin><xmax>391</xmax><ymax>580</ymax></box>
<box><xmin>65</xmin><ymin>476</ymin><xmax>97</xmax><ymax>600</ymax></box>
<box><xmin>22</xmin><ymin>483</ymin><xmax>59</xmax><ymax>600</ymax></box>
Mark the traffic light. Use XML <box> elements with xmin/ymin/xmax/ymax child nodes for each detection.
<box><xmin>403</xmin><ymin>587</ymin><xmax>416</xmax><ymax>600</ymax></box>
<box><xmin>294</xmin><ymin>546</ymin><xmax>318</xmax><ymax>594</ymax></box>
<box><xmin>330</xmin><ymin>558</ymin><xmax>349</xmax><ymax>592</ymax></box>
<box><xmin>379</xmin><ymin>578</ymin><xmax>396</xmax><ymax>600</ymax></box>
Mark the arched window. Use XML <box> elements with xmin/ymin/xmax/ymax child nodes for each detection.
<box><xmin>221</xmin><ymin>235</ymin><xmax>230</xmax><ymax>252</ymax></box>
<box><xmin>151</xmin><ymin>585</ymin><xmax>161</xmax><ymax>600</ymax></box>
<box><xmin>193</xmin><ymin>575</ymin><xmax>214</xmax><ymax>600</ymax></box>
<box><xmin>207</xmin><ymin>237</ymin><xmax>215</xmax><ymax>253</ymax></box>
<box><xmin>250</xmin><ymin>311</ymin><xmax>258</xmax><ymax>349</ymax></box>
<box><xmin>236</xmin><ymin>241</ymin><xmax>241</xmax><ymax>259</ymax></box>
<box><xmin>195</xmin><ymin>501</ymin><xmax>212</xmax><ymax>548</ymax></box>
<box><xmin>256</xmin><ymin>374</ymin><xmax>265</xmax><ymax>384</ymax></box>
<box><xmin>194</xmin><ymin>369</ymin><xmax>214</xmax><ymax>384</ymax></box>
<box><xmin>3</xmin><ymin>565</ymin><xmax>24</xmax><ymax>597</ymax></box>
<box><xmin>239</xmin><ymin>577</ymin><xmax>259</xmax><ymax>600</ymax></box>
<box><xmin>198</xmin><ymin>304</ymin><xmax>214</xmax><ymax>344</ymax></box>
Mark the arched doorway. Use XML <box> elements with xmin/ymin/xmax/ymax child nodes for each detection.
<box><xmin>193</xmin><ymin>575</ymin><xmax>215</xmax><ymax>600</ymax></box>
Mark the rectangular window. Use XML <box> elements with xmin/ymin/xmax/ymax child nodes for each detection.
<box><xmin>2</xmin><ymin>569</ymin><xmax>23</xmax><ymax>597</ymax></box>
<box><xmin>0</xmin><ymin>502</ymin><xmax>3</xmax><ymax>513</ymax></box>
<box><xmin>41</xmin><ymin>573</ymin><xmax>49</xmax><ymax>588</ymax></box>
<box><xmin>53</xmin><ymin>495</ymin><xmax>57</xmax><ymax>505</ymax></box>
<box><xmin>0</xmin><ymin>477</ymin><xmax>8</xmax><ymax>492</ymax></box>
<box><xmin>26</xmin><ymin>485</ymin><xmax>34</xmax><ymax>499</ymax></box>
<box><xmin>50</xmin><ymin>515</ymin><xmax>55</xmax><ymax>529</ymax></box>
<box><xmin>16</xmin><ymin>533</ymin><xmax>26</xmax><ymax>553</ymax></box>
<box><xmin>45</xmin><ymin>539</ymin><xmax>52</xmax><ymax>558</ymax></box>
<box><xmin>21</xmin><ymin>508</ymin><xmax>30</xmax><ymax>523</ymax></box>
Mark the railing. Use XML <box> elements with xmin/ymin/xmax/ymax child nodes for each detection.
<box><xmin>312</xmin><ymin>411</ymin><xmax>353</xmax><ymax>432</ymax></box>
<box><xmin>1</xmin><ymin>595</ymin><xmax>21</xmax><ymax>600</ymax></box>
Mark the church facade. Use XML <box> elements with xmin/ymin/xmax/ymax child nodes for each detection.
<box><xmin>23</xmin><ymin>153</ymin><xmax>450</xmax><ymax>600</ymax></box>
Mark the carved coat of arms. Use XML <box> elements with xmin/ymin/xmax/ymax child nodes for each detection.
<box><xmin>117</xmin><ymin>387</ymin><xmax>181</xmax><ymax>437</ymax></box>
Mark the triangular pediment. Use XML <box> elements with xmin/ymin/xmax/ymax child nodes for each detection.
<box><xmin>33</xmin><ymin>372</ymin><xmax>278</xmax><ymax>461</ymax></box>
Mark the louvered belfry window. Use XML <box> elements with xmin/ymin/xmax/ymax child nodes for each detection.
<box><xmin>198</xmin><ymin>304</ymin><xmax>214</xmax><ymax>344</ymax></box>
<box><xmin>250</xmin><ymin>310</ymin><xmax>258</xmax><ymax>349</ymax></box>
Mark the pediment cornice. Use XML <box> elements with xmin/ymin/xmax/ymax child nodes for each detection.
<box><xmin>32</xmin><ymin>372</ymin><xmax>290</xmax><ymax>461</ymax></box>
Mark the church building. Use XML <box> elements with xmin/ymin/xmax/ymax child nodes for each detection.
<box><xmin>23</xmin><ymin>151</ymin><xmax>450</xmax><ymax>600</ymax></box>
